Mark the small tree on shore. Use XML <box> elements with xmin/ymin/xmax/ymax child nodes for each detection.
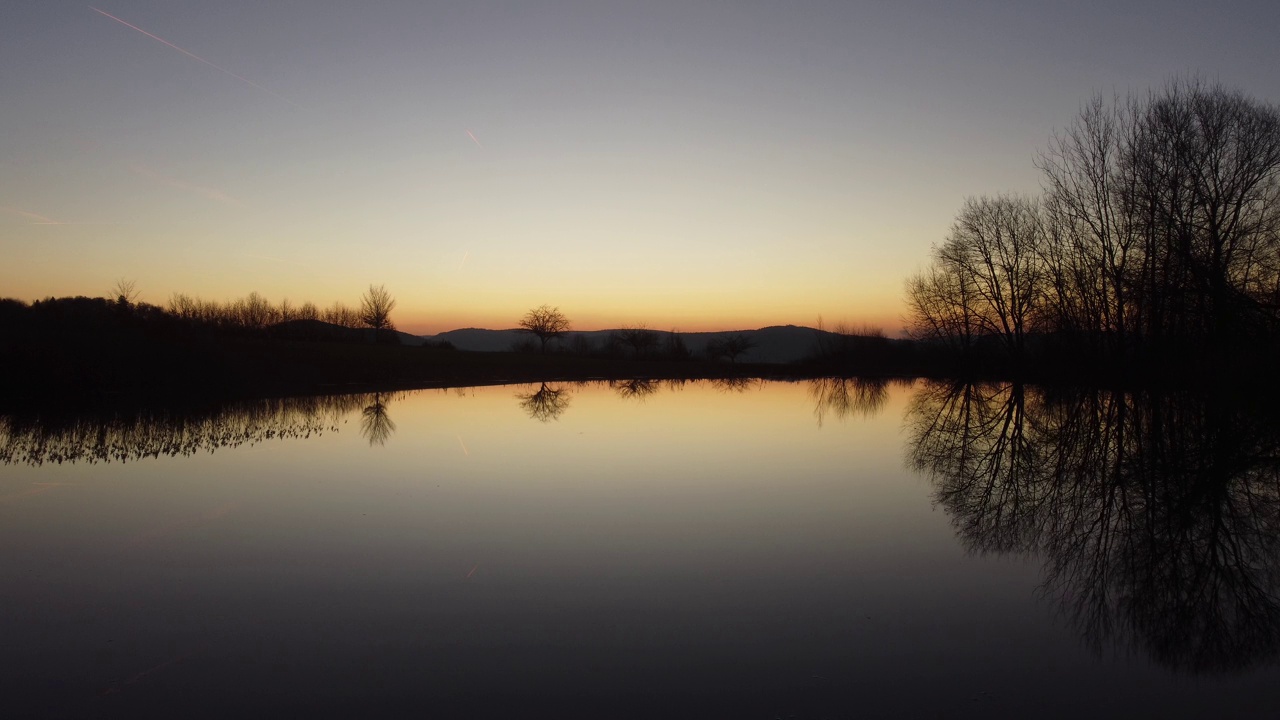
<box><xmin>110</xmin><ymin>278</ymin><xmax>139</xmax><ymax>307</ymax></box>
<box><xmin>519</xmin><ymin>305</ymin><xmax>571</xmax><ymax>353</ymax></box>
<box><xmin>617</xmin><ymin>324</ymin><xmax>659</xmax><ymax>358</ymax></box>
<box><xmin>707</xmin><ymin>333</ymin><xmax>756</xmax><ymax>363</ymax></box>
<box><xmin>360</xmin><ymin>284</ymin><xmax>397</xmax><ymax>343</ymax></box>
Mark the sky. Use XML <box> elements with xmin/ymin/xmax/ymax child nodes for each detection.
<box><xmin>3</xmin><ymin>1</ymin><xmax>1278</xmax><ymax>334</ymax></box>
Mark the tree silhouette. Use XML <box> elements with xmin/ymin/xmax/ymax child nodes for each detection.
<box><xmin>359</xmin><ymin>284</ymin><xmax>397</xmax><ymax>343</ymax></box>
<box><xmin>518</xmin><ymin>305</ymin><xmax>571</xmax><ymax>353</ymax></box>
<box><xmin>110</xmin><ymin>278</ymin><xmax>139</xmax><ymax>307</ymax></box>
<box><xmin>706</xmin><ymin>333</ymin><xmax>755</xmax><ymax>363</ymax></box>
<box><xmin>617</xmin><ymin>324</ymin><xmax>659</xmax><ymax>358</ymax></box>
<box><xmin>907</xmin><ymin>195</ymin><xmax>1045</xmax><ymax>359</ymax></box>
<box><xmin>904</xmin><ymin>78</ymin><xmax>1280</xmax><ymax>371</ymax></box>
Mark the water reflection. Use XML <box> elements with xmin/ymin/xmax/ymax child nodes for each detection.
<box><xmin>516</xmin><ymin>382</ymin><xmax>572</xmax><ymax>422</ymax></box>
<box><xmin>709</xmin><ymin>376</ymin><xmax>761</xmax><ymax>393</ymax></box>
<box><xmin>611</xmin><ymin>378</ymin><xmax>661</xmax><ymax>401</ymax></box>
<box><xmin>906</xmin><ymin>381</ymin><xmax>1280</xmax><ymax>675</ymax></box>
<box><xmin>360</xmin><ymin>393</ymin><xmax>397</xmax><ymax>446</ymax></box>
<box><xmin>0</xmin><ymin>393</ymin><xmax>397</xmax><ymax>466</ymax></box>
<box><xmin>808</xmin><ymin>376</ymin><xmax>899</xmax><ymax>426</ymax></box>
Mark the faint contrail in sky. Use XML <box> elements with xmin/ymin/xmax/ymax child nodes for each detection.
<box><xmin>130</xmin><ymin>163</ymin><xmax>243</xmax><ymax>205</ymax></box>
<box><xmin>89</xmin><ymin>6</ymin><xmax>304</xmax><ymax>109</ymax></box>
<box><xmin>466</xmin><ymin>130</ymin><xmax>484</xmax><ymax>148</ymax></box>
<box><xmin>1</xmin><ymin>206</ymin><xmax>63</xmax><ymax>224</ymax></box>
<box><xmin>458</xmin><ymin>251</ymin><xmax>469</xmax><ymax>271</ymax></box>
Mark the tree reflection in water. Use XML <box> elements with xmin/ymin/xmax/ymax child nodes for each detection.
<box><xmin>709</xmin><ymin>376</ymin><xmax>760</xmax><ymax>393</ymax></box>
<box><xmin>611</xmin><ymin>378</ymin><xmax>661</xmax><ymax>401</ymax></box>
<box><xmin>906</xmin><ymin>381</ymin><xmax>1280</xmax><ymax>675</ymax></box>
<box><xmin>516</xmin><ymin>383</ymin><xmax>572</xmax><ymax>422</ymax></box>
<box><xmin>0</xmin><ymin>393</ymin><xmax>398</xmax><ymax>466</ymax></box>
<box><xmin>359</xmin><ymin>393</ymin><xmax>397</xmax><ymax>447</ymax></box>
<box><xmin>808</xmin><ymin>377</ymin><xmax>901</xmax><ymax>426</ymax></box>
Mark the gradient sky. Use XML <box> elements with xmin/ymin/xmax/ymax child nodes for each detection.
<box><xmin>4</xmin><ymin>1</ymin><xmax>1278</xmax><ymax>334</ymax></box>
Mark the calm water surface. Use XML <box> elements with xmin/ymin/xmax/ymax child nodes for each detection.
<box><xmin>2</xmin><ymin>379</ymin><xmax>1278</xmax><ymax>718</ymax></box>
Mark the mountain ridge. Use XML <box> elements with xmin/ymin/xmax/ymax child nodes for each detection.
<box><xmin>418</xmin><ymin>324</ymin><xmax>852</xmax><ymax>364</ymax></box>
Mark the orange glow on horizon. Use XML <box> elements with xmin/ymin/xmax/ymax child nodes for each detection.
<box><xmin>396</xmin><ymin>309</ymin><xmax>906</xmax><ymax>337</ymax></box>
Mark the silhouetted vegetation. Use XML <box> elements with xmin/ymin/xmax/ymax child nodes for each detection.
<box><xmin>1</xmin><ymin>291</ymin><xmax>819</xmax><ymax>406</ymax></box>
<box><xmin>906</xmin><ymin>78</ymin><xmax>1280</xmax><ymax>380</ymax></box>
<box><xmin>706</xmin><ymin>333</ymin><xmax>756</xmax><ymax>363</ymax></box>
<box><xmin>0</xmin><ymin>288</ymin><xmax>419</xmax><ymax>403</ymax></box>
<box><xmin>0</xmin><ymin>392</ymin><xmax>390</xmax><ymax>466</ymax></box>
<box><xmin>518</xmin><ymin>305</ymin><xmax>571</xmax><ymax>353</ymax></box>
<box><xmin>359</xmin><ymin>284</ymin><xmax>398</xmax><ymax>344</ymax></box>
<box><xmin>907</xmin><ymin>380</ymin><xmax>1280</xmax><ymax>674</ymax></box>
<box><xmin>616</xmin><ymin>324</ymin><xmax>660</xmax><ymax>359</ymax></box>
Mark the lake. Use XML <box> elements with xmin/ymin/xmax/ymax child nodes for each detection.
<box><xmin>3</xmin><ymin>379</ymin><xmax>1279</xmax><ymax>718</ymax></box>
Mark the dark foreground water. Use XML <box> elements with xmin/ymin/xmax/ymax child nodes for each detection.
<box><xmin>2</xmin><ymin>379</ymin><xmax>1279</xmax><ymax>719</ymax></box>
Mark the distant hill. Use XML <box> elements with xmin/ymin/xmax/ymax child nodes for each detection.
<box><xmin>420</xmin><ymin>325</ymin><xmax>845</xmax><ymax>364</ymax></box>
<box><xmin>274</xmin><ymin>319</ymin><xmax>425</xmax><ymax>346</ymax></box>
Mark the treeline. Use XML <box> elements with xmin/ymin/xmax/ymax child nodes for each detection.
<box><xmin>165</xmin><ymin>291</ymin><xmax>365</xmax><ymax>332</ymax></box>
<box><xmin>0</xmin><ymin>285</ymin><xmax>406</xmax><ymax>403</ymax></box>
<box><xmin>513</xmin><ymin>327</ymin><xmax>757</xmax><ymax>364</ymax></box>
<box><xmin>0</xmin><ymin>284</ymin><xmax>399</xmax><ymax>342</ymax></box>
<box><xmin>907</xmin><ymin>78</ymin><xmax>1280</xmax><ymax>379</ymax></box>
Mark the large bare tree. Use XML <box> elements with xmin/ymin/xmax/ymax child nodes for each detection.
<box><xmin>908</xmin><ymin>78</ymin><xmax>1280</xmax><ymax>368</ymax></box>
<box><xmin>1038</xmin><ymin>78</ymin><xmax>1280</xmax><ymax>351</ymax></box>
<box><xmin>518</xmin><ymin>305</ymin><xmax>570</xmax><ymax>353</ymax></box>
<box><xmin>906</xmin><ymin>194</ymin><xmax>1045</xmax><ymax>358</ymax></box>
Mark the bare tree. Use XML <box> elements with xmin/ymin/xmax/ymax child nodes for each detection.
<box><xmin>110</xmin><ymin>278</ymin><xmax>139</xmax><ymax>306</ymax></box>
<box><xmin>906</xmin><ymin>78</ymin><xmax>1280</xmax><ymax>371</ymax></box>
<box><xmin>706</xmin><ymin>333</ymin><xmax>755</xmax><ymax>363</ymax></box>
<box><xmin>905</xmin><ymin>195</ymin><xmax>1059</xmax><ymax>360</ymax></box>
<box><xmin>663</xmin><ymin>328</ymin><xmax>692</xmax><ymax>360</ymax></box>
<box><xmin>235</xmin><ymin>291</ymin><xmax>276</xmax><ymax>330</ymax></box>
<box><xmin>360</xmin><ymin>284</ymin><xmax>397</xmax><ymax>342</ymax></box>
<box><xmin>518</xmin><ymin>304</ymin><xmax>571</xmax><ymax>353</ymax></box>
<box><xmin>905</xmin><ymin>253</ymin><xmax>980</xmax><ymax>355</ymax></box>
<box><xmin>1038</xmin><ymin>78</ymin><xmax>1280</xmax><ymax>353</ymax></box>
<box><xmin>617</xmin><ymin>323</ymin><xmax>659</xmax><ymax>358</ymax></box>
<box><xmin>947</xmin><ymin>194</ymin><xmax>1047</xmax><ymax>358</ymax></box>
<box><xmin>324</xmin><ymin>301</ymin><xmax>360</xmax><ymax>329</ymax></box>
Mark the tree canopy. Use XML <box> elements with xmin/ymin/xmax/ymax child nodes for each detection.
<box><xmin>906</xmin><ymin>78</ymin><xmax>1280</xmax><ymax>372</ymax></box>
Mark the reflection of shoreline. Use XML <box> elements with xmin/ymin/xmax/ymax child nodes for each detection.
<box><xmin>906</xmin><ymin>381</ymin><xmax>1280</xmax><ymax>675</ymax></box>
<box><xmin>0</xmin><ymin>393</ymin><xmax>402</xmax><ymax>466</ymax></box>
<box><xmin>510</xmin><ymin>376</ymin><xmax>906</xmax><ymax>424</ymax></box>
<box><xmin>3</xmin><ymin>375</ymin><xmax>904</xmax><ymax>464</ymax></box>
